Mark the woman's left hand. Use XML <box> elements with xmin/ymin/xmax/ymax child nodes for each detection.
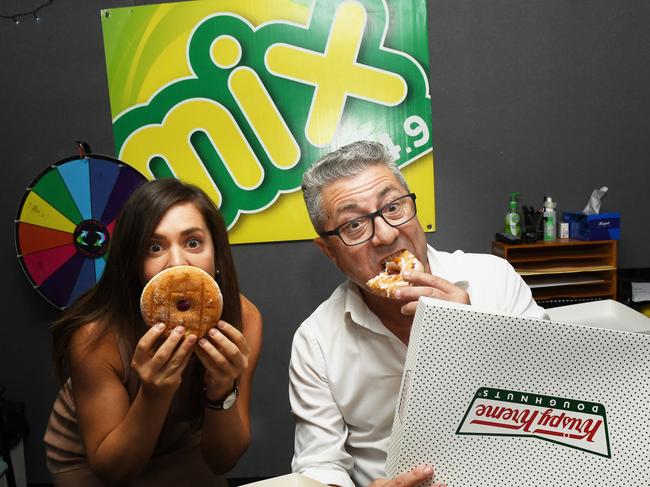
<box><xmin>195</xmin><ymin>320</ymin><xmax>251</xmax><ymax>401</ymax></box>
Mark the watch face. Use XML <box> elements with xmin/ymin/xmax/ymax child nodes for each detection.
<box><xmin>223</xmin><ymin>391</ymin><xmax>237</xmax><ymax>410</ymax></box>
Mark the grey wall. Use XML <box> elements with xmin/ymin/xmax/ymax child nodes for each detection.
<box><xmin>1</xmin><ymin>0</ymin><xmax>649</xmax><ymax>483</ymax></box>
<box><xmin>428</xmin><ymin>0</ymin><xmax>650</xmax><ymax>262</ymax></box>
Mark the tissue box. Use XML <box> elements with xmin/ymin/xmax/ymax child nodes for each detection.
<box><xmin>562</xmin><ymin>212</ymin><xmax>620</xmax><ymax>240</ymax></box>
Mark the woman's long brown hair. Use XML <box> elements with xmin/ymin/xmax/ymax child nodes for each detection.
<box><xmin>51</xmin><ymin>178</ymin><xmax>242</xmax><ymax>382</ymax></box>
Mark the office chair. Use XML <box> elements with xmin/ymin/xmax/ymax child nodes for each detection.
<box><xmin>0</xmin><ymin>431</ymin><xmax>16</xmax><ymax>487</ymax></box>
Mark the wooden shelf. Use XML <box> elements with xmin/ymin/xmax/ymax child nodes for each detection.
<box><xmin>492</xmin><ymin>239</ymin><xmax>618</xmax><ymax>306</ymax></box>
<box><xmin>516</xmin><ymin>265</ymin><xmax>615</xmax><ymax>276</ymax></box>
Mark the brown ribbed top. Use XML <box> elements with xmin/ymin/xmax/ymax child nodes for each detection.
<box><xmin>43</xmin><ymin>333</ymin><xmax>215</xmax><ymax>483</ymax></box>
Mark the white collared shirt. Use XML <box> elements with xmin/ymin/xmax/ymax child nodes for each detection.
<box><xmin>289</xmin><ymin>246</ymin><xmax>545</xmax><ymax>487</ymax></box>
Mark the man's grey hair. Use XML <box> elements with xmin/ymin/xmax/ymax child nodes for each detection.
<box><xmin>301</xmin><ymin>140</ymin><xmax>409</xmax><ymax>234</ymax></box>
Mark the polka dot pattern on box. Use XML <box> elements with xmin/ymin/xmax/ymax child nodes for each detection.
<box><xmin>386</xmin><ymin>301</ymin><xmax>650</xmax><ymax>486</ymax></box>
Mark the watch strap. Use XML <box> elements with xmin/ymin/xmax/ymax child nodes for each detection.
<box><xmin>203</xmin><ymin>385</ymin><xmax>239</xmax><ymax>410</ymax></box>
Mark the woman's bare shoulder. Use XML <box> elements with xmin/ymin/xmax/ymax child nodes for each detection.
<box><xmin>240</xmin><ymin>294</ymin><xmax>261</xmax><ymax>324</ymax></box>
<box><xmin>239</xmin><ymin>294</ymin><xmax>262</xmax><ymax>346</ymax></box>
<box><xmin>69</xmin><ymin>321</ymin><xmax>125</xmax><ymax>379</ymax></box>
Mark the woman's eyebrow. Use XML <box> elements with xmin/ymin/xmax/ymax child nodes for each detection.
<box><xmin>150</xmin><ymin>227</ymin><xmax>205</xmax><ymax>240</ymax></box>
<box><xmin>180</xmin><ymin>227</ymin><xmax>205</xmax><ymax>236</ymax></box>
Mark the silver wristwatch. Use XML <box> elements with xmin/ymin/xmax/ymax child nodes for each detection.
<box><xmin>203</xmin><ymin>386</ymin><xmax>239</xmax><ymax>410</ymax></box>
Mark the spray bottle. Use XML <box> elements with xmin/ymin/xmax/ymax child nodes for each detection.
<box><xmin>543</xmin><ymin>196</ymin><xmax>557</xmax><ymax>241</ymax></box>
<box><xmin>504</xmin><ymin>192</ymin><xmax>522</xmax><ymax>238</ymax></box>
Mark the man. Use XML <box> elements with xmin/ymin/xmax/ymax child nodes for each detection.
<box><xmin>290</xmin><ymin>141</ymin><xmax>545</xmax><ymax>487</ymax></box>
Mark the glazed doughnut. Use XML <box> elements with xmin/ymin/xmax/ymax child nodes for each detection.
<box><xmin>366</xmin><ymin>249</ymin><xmax>424</xmax><ymax>298</ymax></box>
<box><xmin>140</xmin><ymin>265</ymin><xmax>223</xmax><ymax>338</ymax></box>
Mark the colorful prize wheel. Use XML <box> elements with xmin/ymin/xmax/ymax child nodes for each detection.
<box><xmin>15</xmin><ymin>155</ymin><xmax>148</xmax><ymax>309</ymax></box>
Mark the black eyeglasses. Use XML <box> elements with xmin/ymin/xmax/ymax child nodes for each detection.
<box><xmin>320</xmin><ymin>193</ymin><xmax>417</xmax><ymax>246</ymax></box>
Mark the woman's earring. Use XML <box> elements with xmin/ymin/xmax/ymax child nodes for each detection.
<box><xmin>215</xmin><ymin>268</ymin><xmax>221</xmax><ymax>276</ymax></box>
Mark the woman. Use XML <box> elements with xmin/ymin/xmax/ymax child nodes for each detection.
<box><xmin>44</xmin><ymin>179</ymin><xmax>262</xmax><ymax>486</ymax></box>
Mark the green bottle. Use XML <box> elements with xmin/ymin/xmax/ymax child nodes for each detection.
<box><xmin>504</xmin><ymin>192</ymin><xmax>522</xmax><ymax>237</ymax></box>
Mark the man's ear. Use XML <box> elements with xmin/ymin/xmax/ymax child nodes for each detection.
<box><xmin>314</xmin><ymin>237</ymin><xmax>337</xmax><ymax>265</ymax></box>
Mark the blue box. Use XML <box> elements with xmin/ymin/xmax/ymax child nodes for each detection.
<box><xmin>562</xmin><ymin>212</ymin><xmax>620</xmax><ymax>241</ymax></box>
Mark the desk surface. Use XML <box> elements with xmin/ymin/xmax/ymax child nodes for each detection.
<box><xmin>241</xmin><ymin>473</ymin><xmax>327</xmax><ymax>487</ymax></box>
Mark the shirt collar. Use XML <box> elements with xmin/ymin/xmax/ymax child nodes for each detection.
<box><xmin>342</xmin><ymin>281</ymin><xmax>398</xmax><ymax>338</ymax></box>
<box><xmin>426</xmin><ymin>244</ymin><xmax>469</xmax><ymax>290</ymax></box>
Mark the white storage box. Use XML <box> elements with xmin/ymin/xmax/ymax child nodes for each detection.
<box><xmin>546</xmin><ymin>299</ymin><xmax>650</xmax><ymax>333</ymax></box>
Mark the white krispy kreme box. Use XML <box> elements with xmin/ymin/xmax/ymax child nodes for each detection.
<box><xmin>386</xmin><ymin>297</ymin><xmax>650</xmax><ymax>486</ymax></box>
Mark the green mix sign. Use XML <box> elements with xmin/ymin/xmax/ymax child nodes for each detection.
<box><xmin>102</xmin><ymin>0</ymin><xmax>434</xmax><ymax>243</ymax></box>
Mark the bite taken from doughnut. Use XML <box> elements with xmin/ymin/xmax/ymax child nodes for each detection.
<box><xmin>140</xmin><ymin>265</ymin><xmax>223</xmax><ymax>338</ymax></box>
<box><xmin>365</xmin><ymin>249</ymin><xmax>424</xmax><ymax>299</ymax></box>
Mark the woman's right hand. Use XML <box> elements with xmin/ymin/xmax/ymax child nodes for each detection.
<box><xmin>130</xmin><ymin>324</ymin><xmax>197</xmax><ymax>397</ymax></box>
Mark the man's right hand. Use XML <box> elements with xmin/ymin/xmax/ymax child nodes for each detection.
<box><xmin>395</xmin><ymin>270</ymin><xmax>470</xmax><ymax>316</ymax></box>
<box><xmin>368</xmin><ymin>465</ymin><xmax>446</xmax><ymax>487</ymax></box>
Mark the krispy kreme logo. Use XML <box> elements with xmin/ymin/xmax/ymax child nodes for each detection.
<box><xmin>456</xmin><ymin>388</ymin><xmax>610</xmax><ymax>458</ymax></box>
